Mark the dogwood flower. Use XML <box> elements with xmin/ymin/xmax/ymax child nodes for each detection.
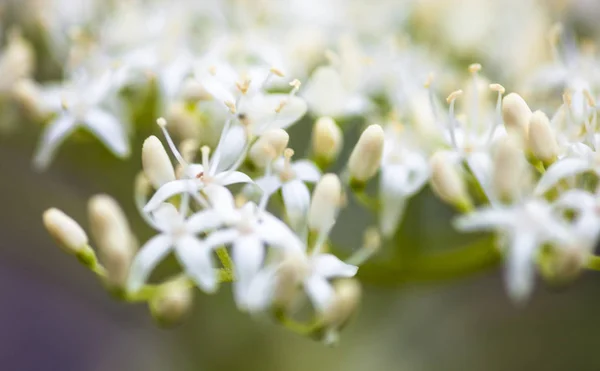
<box><xmin>455</xmin><ymin>199</ymin><xmax>571</xmax><ymax>302</ymax></box>
<box><xmin>32</xmin><ymin>71</ymin><xmax>129</xmax><ymax>169</ymax></box>
<box><xmin>143</xmin><ymin>118</ymin><xmax>253</xmax><ymax>211</ymax></box>
<box><xmin>128</xmin><ymin>202</ymin><xmax>224</xmax><ymax>294</ymax></box>
<box><xmin>199</xmin><ymin>185</ymin><xmax>305</xmax><ymax>310</ymax></box>
<box><xmin>378</xmin><ymin>123</ymin><xmax>429</xmax><ymax>237</ymax></box>
<box><xmin>254</xmin><ymin>150</ymin><xmax>321</xmax><ymax>231</ymax></box>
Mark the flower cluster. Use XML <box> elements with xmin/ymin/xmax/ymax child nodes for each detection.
<box><xmin>13</xmin><ymin>0</ymin><xmax>600</xmax><ymax>344</ymax></box>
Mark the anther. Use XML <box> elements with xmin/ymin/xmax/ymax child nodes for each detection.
<box><xmin>446</xmin><ymin>89</ymin><xmax>463</xmax><ymax>104</ymax></box>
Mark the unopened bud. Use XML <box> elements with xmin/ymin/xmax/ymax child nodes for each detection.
<box><xmin>528</xmin><ymin>110</ymin><xmax>558</xmax><ymax>165</ymax></box>
<box><xmin>142</xmin><ymin>135</ymin><xmax>175</xmax><ymax>189</ymax></box>
<box><xmin>502</xmin><ymin>93</ymin><xmax>532</xmax><ymax>143</ymax></box>
<box><xmin>492</xmin><ymin>137</ymin><xmax>528</xmax><ymax>202</ymax></box>
<box><xmin>149</xmin><ymin>279</ymin><xmax>193</xmax><ymax>326</ymax></box>
<box><xmin>43</xmin><ymin>208</ymin><xmax>89</xmax><ymax>254</ymax></box>
<box><xmin>429</xmin><ymin>152</ymin><xmax>471</xmax><ymax>210</ymax></box>
<box><xmin>273</xmin><ymin>253</ymin><xmax>307</xmax><ymax>309</ymax></box>
<box><xmin>540</xmin><ymin>245</ymin><xmax>587</xmax><ymax>285</ymax></box>
<box><xmin>180</xmin><ymin>77</ymin><xmax>210</xmax><ymax>102</ymax></box>
<box><xmin>309</xmin><ymin>174</ymin><xmax>342</xmax><ymax>233</ymax></box>
<box><xmin>347</xmin><ymin>124</ymin><xmax>384</xmax><ymax>183</ymax></box>
<box><xmin>88</xmin><ymin>195</ymin><xmax>136</xmax><ymax>289</ymax></box>
<box><xmin>249</xmin><ymin>128</ymin><xmax>289</xmax><ymax>167</ymax></box>
<box><xmin>321</xmin><ymin>279</ymin><xmax>361</xmax><ymax>328</ymax></box>
<box><xmin>312</xmin><ymin>116</ymin><xmax>343</xmax><ymax>166</ymax></box>
<box><xmin>166</xmin><ymin>102</ymin><xmax>200</xmax><ymax>139</ymax></box>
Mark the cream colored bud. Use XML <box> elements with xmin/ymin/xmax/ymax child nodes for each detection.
<box><xmin>166</xmin><ymin>102</ymin><xmax>200</xmax><ymax>140</ymax></box>
<box><xmin>309</xmin><ymin>174</ymin><xmax>342</xmax><ymax>233</ymax></box>
<box><xmin>149</xmin><ymin>279</ymin><xmax>193</xmax><ymax>326</ymax></box>
<box><xmin>502</xmin><ymin>93</ymin><xmax>532</xmax><ymax>142</ymax></box>
<box><xmin>88</xmin><ymin>195</ymin><xmax>136</xmax><ymax>288</ymax></box>
<box><xmin>429</xmin><ymin>152</ymin><xmax>471</xmax><ymax>209</ymax></box>
<box><xmin>312</xmin><ymin>116</ymin><xmax>343</xmax><ymax>165</ymax></box>
<box><xmin>272</xmin><ymin>252</ymin><xmax>308</xmax><ymax>309</ymax></box>
<box><xmin>0</xmin><ymin>29</ymin><xmax>34</xmax><ymax>91</ymax></box>
<box><xmin>249</xmin><ymin>129</ymin><xmax>289</xmax><ymax>167</ymax></box>
<box><xmin>321</xmin><ymin>279</ymin><xmax>361</xmax><ymax>328</ymax></box>
<box><xmin>347</xmin><ymin>124</ymin><xmax>384</xmax><ymax>183</ymax></box>
<box><xmin>43</xmin><ymin>208</ymin><xmax>88</xmax><ymax>254</ymax></box>
<box><xmin>528</xmin><ymin>110</ymin><xmax>558</xmax><ymax>165</ymax></box>
<box><xmin>142</xmin><ymin>135</ymin><xmax>175</xmax><ymax>189</ymax></box>
<box><xmin>492</xmin><ymin>137</ymin><xmax>528</xmax><ymax>202</ymax></box>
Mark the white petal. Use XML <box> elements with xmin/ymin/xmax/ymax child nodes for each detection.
<box><xmin>185</xmin><ymin>209</ymin><xmax>223</xmax><ymax>234</ymax></box>
<box><xmin>292</xmin><ymin>160</ymin><xmax>321</xmax><ymax>183</ymax></box>
<box><xmin>202</xmin><ymin>184</ymin><xmax>235</xmax><ymax>210</ymax></box>
<box><xmin>281</xmin><ymin>180</ymin><xmax>310</xmax><ymax>229</ymax></box>
<box><xmin>304</xmin><ymin>274</ymin><xmax>334</xmax><ymax>312</ymax></box>
<box><xmin>144</xmin><ymin>179</ymin><xmax>198</xmax><ymax>212</ymax></box>
<box><xmin>505</xmin><ymin>233</ymin><xmax>537</xmax><ymax>303</ymax></box>
<box><xmin>204</xmin><ymin>229</ymin><xmax>239</xmax><ymax>249</ymax></box>
<box><xmin>312</xmin><ymin>254</ymin><xmax>358</xmax><ymax>278</ymax></box>
<box><xmin>151</xmin><ymin>203</ymin><xmax>182</xmax><ymax>231</ymax></box>
<box><xmin>535</xmin><ymin>158</ymin><xmax>591</xmax><ymax>195</ymax></box>
<box><xmin>127</xmin><ymin>234</ymin><xmax>172</xmax><ymax>292</ymax></box>
<box><xmin>197</xmin><ymin>68</ymin><xmax>236</xmax><ymax>105</ymax></box>
<box><xmin>254</xmin><ymin>175</ymin><xmax>282</xmax><ymax>196</ymax></box>
<box><xmin>465</xmin><ymin>151</ymin><xmax>492</xmax><ymax>191</ymax></box>
<box><xmin>303</xmin><ymin>66</ymin><xmax>347</xmax><ymax>117</ymax></box>
<box><xmin>554</xmin><ymin>189</ymin><xmax>596</xmax><ymax>212</ymax></box>
<box><xmin>84</xmin><ymin>109</ymin><xmax>130</xmax><ymax>157</ymax></box>
<box><xmin>257</xmin><ymin>213</ymin><xmax>305</xmax><ymax>252</ymax></box>
<box><xmin>232</xmin><ymin>235</ymin><xmax>265</xmax><ymax>309</ymax></box>
<box><xmin>213</xmin><ymin>125</ymin><xmax>247</xmax><ymax>172</ymax></box>
<box><xmin>33</xmin><ymin>115</ymin><xmax>77</xmax><ymax>170</ymax></box>
<box><xmin>215</xmin><ymin>171</ymin><xmax>253</xmax><ymax>186</ymax></box>
<box><xmin>246</xmin><ymin>266</ymin><xmax>278</xmax><ymax>312</ymax></box>
<box><xmin>240</xmin><ymin>94</ymin><xmax>308</xmax><ymax>134</ymax></box>
<box><xmin>175</xmin><ymin>235</ymin><xmax>218</xmax><ymax>293</ymax></box>
<box><xmin>453</xmin><ymin>207</ymin><xmax>514</xmax><ymax>232</ymax></box>
<box><xmin>379</xmin><ymin>193</ymin><xmax>407</xmax><ymax>238</ymax></box>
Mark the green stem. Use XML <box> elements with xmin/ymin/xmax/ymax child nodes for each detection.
<box><xmin>586</xmin><ymin>255</ymin><xmax>600</xmax><ymax>271</ymax></box>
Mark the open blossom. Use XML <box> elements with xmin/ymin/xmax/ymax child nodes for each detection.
<box><xmin>455</xmin><ymin>199</ymin><xmax>571</xmax><ymax>302</ymax></box>
<box><xmin>378</xmin><ymin>123</ymin><xmax>429</xmax><ymax>237</ymax></box>
<box><xmin>128</xmin><ymin>202</ymin><xmax>224</xmax><ymax>293</ymax></box>
<box><xmin>32</xmin><ymin>71</ymin><xmax>129</xmax><ymax>169</ymax></box>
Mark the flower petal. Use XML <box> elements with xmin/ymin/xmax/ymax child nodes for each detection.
<box><xmin>378</xmin><ymin>192</ymin><xmax>407</xmax><ymax>239</ymax></box>
<box><xmin>232</xmin><ymin>235</ymin><xmax>265</xmax><ymax>309</ymax></box>
<box><xmin>175</xmin><ymin>235</ymin><xmax>218</xmax><ymax>293</ymax></box>
<box><xmin>257</xmin><ymin>213</ymin><xmax>305</xmax><ymax>252</ymax></box>
<box><xmin>213</xmin><ymin>125</ymin><xmax>247</xmax><ymax>172</ymax></box>
<box><xmin>246</xmin><ymin>265</ymin><xmax>278</xmax><ymax>313</ymax></box>
<box><xmin>505</xmin><ymin>232</ymin><xmax>537</xmax><ymax>304</ymax></box>
<box><xmin>33</xmin><ymin>114</ymin><xmax>77</xmax><ymax>170</ymax></box>
<box><xmin>292</xmin><ymin>160</ymin><xmax>321</xmax><ymax>183</ymax></box>
<box><xmin>254</xmin><ymin>175</ymin><xmax>282</xmax><ymax>196</ymax></box>
<box><xmin>453</xmin><ymin>207</ymin><xmax>514</xmax><ymax>232</ymax></box>
<box><xmin>144</xmin><ymin>179</ymin><xmax>198</xmax><ymax>212</ymax></box>
<box><xmin>151</xmin><ymin>203</ymin><xmax>182</xmax><ymax>231</ymax></box>
<box><xmin>303</xmin><ymin>66</ymin><xmax>347</xmax><ymax>117</ymax></box>
<box><xmin>241</xmin><ymin>94</ymin><xmax>308</xmax><ymax>134</ymax></box>
<box><xmin>304</xmin><ymin>274</ymin><xmax>334</xmax><ymax>312</ymax></box>
<box><xmin>204</xmin><ymin>229</ymin><xmax>239</xmax><ymax>249</ymax></box>
<box><xmin>535</xmin><ymin>158</ymin><xmax>591</xmax><ymax>195</ymax></box>
<box><xmin>202</xmin><ymin>184</ymin><xmax>236</xmax><ymax>211</ymax></box>
<box><xmin>84</xmin><ymin>108</ymin><xmax>130</xmax><ymax>157</ymax></box>
<box><xmin>281</xmin><ymin>180</ymin><xmax>310</xmax><ymax>230</ymax></box>
<box><xmin>185</xmin><ymin>209</ymin><xmax>223</xmax><ymax>234</ymax></box>
<box><xmin>127</xmin><ymin>234</ymin><xmax>172</xmax><ymax>292</ymax></box>
<box><xmin>312</xmin><ymin>254</ymin><xmax>358</xmax><ymax>278</ymax></box>
<box><xmin>215</xmin><ymin>170</ymin><xmax>254</xmax><ymax>186</ymax></box>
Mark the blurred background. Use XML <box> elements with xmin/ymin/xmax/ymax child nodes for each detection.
<box><xmin>3</xmin><ymin>0</ymin><xmax>600</xmax><ymax>370</ymax></box>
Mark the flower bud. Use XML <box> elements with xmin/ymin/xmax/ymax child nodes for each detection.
<box><xmin>321</xmin><ymin>279</ymin><xmax>361</xmax><ymax>328</ymax></box>
<box><xmin>429</xmin><ymin>152</ymin><xmax>471</xmax><ymax>209</ymax></box>
<box><xmin>142</xmin><ymin>135</ymin><xmax>176</xmax><ymax>189</ymax></box>
<box><xmin>88</xmin><ymin>195</ymin><xmax>136</xmax><ymax>289</ymax></box>
<box><xmin>502</xmin><ymin>93</ymin><xmax>532</xmax><ymax>143</ymax></box>
<box><xmin>166</xmin><ymin>102</ymin><xmax>200</xmax><ymax>140</ymax></box>
<box><xmin>249</xmin><ymin>128</ymin><xmax>289</xmax><ymax>167</ymax></box>
<box><xmin>540</xmin><ymin>245</ymin><xmax>587</xmax><ymax>285</ymax></box>
<box><xmin>309</xmin><ymin>174</ymin><xmax>342</xmax><ymax>234</ymax></box>
<box><xmin>149</xmin><ymin>279</ymin><xmax>193</xmax><ymax>327</ymax></box>
<box><xmin>347</xmin><ymin>124</ymin><xmax>384</xmax><ymax>183</ymax></box>
<box><xmin>492</xmin><ymin>137</ymin><xmax>528</xmax><ymax>202</ymax></box>
<box><xmin>43</xmin><ymin>208</ymin><xmax>89</xmax><ymax>254</ymax></box>
<box><xmin>528</xmin><ymin>110</ymin><xmax>558</xmax><ymax>165</ymax></box>
<box><xmin>312</xmin><ymin>116</ymin><xmax>343</xmax><ymax>166</ymax></box>
<box><xmin>0</xmin><ymin>29</ymin><xmax>34</xmax><ymax>92</ymax></box>
<box><xmin>180</xmin><ymin>77</ymin><xmax>210</xmax><ymax>102</ymax></box>
<box><xmin>272</xmin><ymin>253</ymin><xmax>308</xmax><ymax>309</ymax></box>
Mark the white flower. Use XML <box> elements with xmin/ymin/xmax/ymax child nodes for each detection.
<box><xmin>127</xmin><ymin>202</ymin><xmax>224</xmax><ymax>294</ymax></box>
<box><xmin>553</xmin><ymin>189</ymin><xmax>600</xmax><ymax>247</ymax></box>
<box><xmin>199</xmin><ymin>185</ymin><xmax>305</xmax><ymax>310</ymax></box>
<box><xmin>535</xmin><ymin>142</ymin><xmax>600</xmax><ymax>195</ymax></box>
<box><xmin>247</xmin><ymin>248</ymin><xmax>358</xmax><ymax>314</ymax></box>
<box><xmin>33</xmin><ymin>72</ymin><xmax>129</xmax><ymax>169</ymax></box>
<box><xmin>378</xmin><ymin>125</ymin><xmax>430</xmax><ymax>237</ymax></box>
<box><xmin>455</xmin><ymin>199</ymin><xmax>571</xmax><ymax>302</ymax></box>
<box><xmin>254</xmin><ymin>153</ymin><xmax>321</xmax><ymax>230</ymax></box>
<box><xmin>143</xmin><ymin>119</ymin><xmax>253</xmax><ymax>212</ymax></box>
